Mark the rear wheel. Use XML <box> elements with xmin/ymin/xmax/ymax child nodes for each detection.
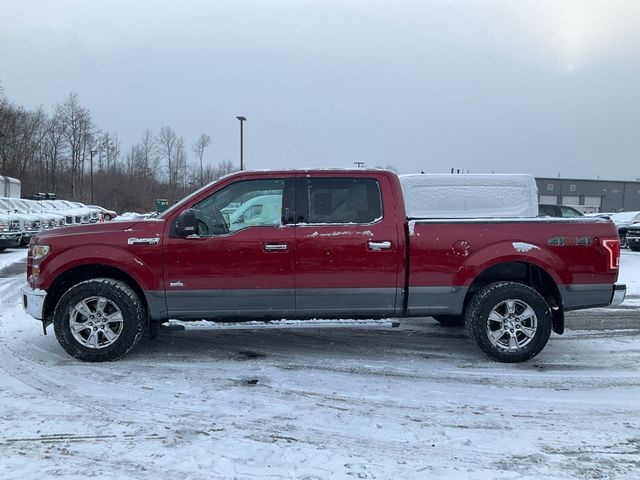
<box><xmin>432</xmin><ymin>315</ymin><xmax>464</xmax><ymax>327</ymax></box>
<box><xmin>53</xmin><ymin>279</ymin><xmax>146</xmax><ymax>362</ymax></box>
<box><xmin>465</xmin><ymin>281</ymin><xmax>552</xmax><ymax>363</ymax></box>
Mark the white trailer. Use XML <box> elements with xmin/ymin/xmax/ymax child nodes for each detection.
<box><xmin>0</xmin><ymin>176</ymin><xmax>21</xmax><ymax>198</ymax></box>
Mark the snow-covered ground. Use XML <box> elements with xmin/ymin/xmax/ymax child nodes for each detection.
<box><xmin>0</xmin><ymin>248</ymin><xmax>26</xmax><ymax>272</ymax></box>
<box><xmin>0</xmin><ymin>251</ymin><xmax>639</xmax><ymax>479</ymax></box>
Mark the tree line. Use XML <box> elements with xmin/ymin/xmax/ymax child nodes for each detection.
<box><xmin>0</xmin><ymin>85</ymin><xmax>237</xmax><ymax>213</ymax></box>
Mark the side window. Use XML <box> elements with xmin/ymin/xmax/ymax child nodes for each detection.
<box><xmin>193</xmin><ymin>179</ymin><xmax>284</xmax><ymax>235</ymax></box>
<box><xmin>306</xmin><ymin>178</ymin><xmax>382</xmax><ymax>224</ymax></box>
<box><xmin>561</xmin><ymin>207</ymin><xmax>581</xmax><ymax>218</ymax></box>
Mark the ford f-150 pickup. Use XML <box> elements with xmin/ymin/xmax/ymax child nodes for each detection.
<box><xmin>21</xmin><ymin>170</ymin><xmax>626</xmax><ymax>363</ymax></box>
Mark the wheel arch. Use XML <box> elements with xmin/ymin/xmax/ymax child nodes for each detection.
<box><xmin>463</xmin><ymin>261</ymin><xmax>564</xmax><ymax>334</ymax></box>
<box><xmin>43</xmin><ymin>264</ymin><xmax>148</xmax><ymax>322</ymax></box>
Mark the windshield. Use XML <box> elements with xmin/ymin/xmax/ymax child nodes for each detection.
<box><xmin>0</xmin><ymin>199</ymin><xmax>14</xmax><ymax>212</ymax></box>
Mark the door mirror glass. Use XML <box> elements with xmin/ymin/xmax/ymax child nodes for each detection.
<box><xmin>174</xmin><ymin>209</ymin><xmax>197</xmax><ymax>237</ymax></box>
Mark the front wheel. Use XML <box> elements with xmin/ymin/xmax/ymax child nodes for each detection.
<box><xmin>465</xmin><ymin>281</ymin><xmax>552</xmax><ymax>363</ymax></box>
<box><xmin>53</xmin><ymin>279</ymin><xmax>146</xmax><ymax>362</ymax></box>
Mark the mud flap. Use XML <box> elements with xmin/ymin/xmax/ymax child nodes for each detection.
<box><xmin>551</xmin><ymin>306</ymin><xmax>564</xmax><ymax>335</ymax></box>
<box><xmin>42</xmin><ymin>318</ymin><xmax>52</xmax><ymax>335</ymax></box>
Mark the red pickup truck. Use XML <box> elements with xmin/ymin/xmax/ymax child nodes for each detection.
<box><xmin>22</xmin><ymin>170</ymin><xmax>626</xmax><ymax>363</ymax></box>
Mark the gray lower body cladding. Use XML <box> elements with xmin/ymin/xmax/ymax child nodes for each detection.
<box><xmin>143</xmin><ymin>283</ymin><xmax>623</xmax><ymax>321</ymax></box>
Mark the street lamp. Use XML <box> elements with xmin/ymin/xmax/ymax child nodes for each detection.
<box><xmin>236</xmin><ymin>116</ymin><xmax>246</xmax><ymax>170</ymax></box>
<box><xmin>90</xmin><ymin>149</ymin><xmax>97</xmax><ymax>204</ymax></box>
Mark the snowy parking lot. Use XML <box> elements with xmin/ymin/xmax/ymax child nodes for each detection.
<box><xmin>1</xmin><ymin>249</ymin><xmax>639</xmax><ymax>479</ymax></box>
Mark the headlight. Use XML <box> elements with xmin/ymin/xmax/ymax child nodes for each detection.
<box><xmin>28</xmin><ymin>244</ymin><xmax>50</xmax><ymax>282</ymax></box>
<box><xmin>31</xmin><ymin>244</ymin><xmax>50</xmax><ymax>260</ymax></box>
<box><xmin>0</xmin><ymin>222</ymin><xmax>8</xmax><ymax>232</ymax></box>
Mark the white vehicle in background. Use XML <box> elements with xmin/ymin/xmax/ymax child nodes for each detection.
<box><xmin>0</xmin><ymin>197</ymin><xmax>42</xmax><ymax>245</ymax></box>
<box><xmin>609</xmin><ymin>211</ymin><xmax>640</xmax><ymax>249</ymax></box>
<box><xmin>3</xmin><ymin>198</ymin><xmax>64</xmax><ymax>230</ymax></box>
<box><xmin>87</xmin><ymin>204</ymin><xmax>117</xmax><ymax>221</ymax></box>
<box><xmin>42</xmin><ymin>200</ymin><xmax>92</xmax><ymax>225</ymax></box>
<box><xmin>0</xmin><ymin>208</ymin><xmax>22</xmax><ymax>251</ymax></box>
<box><xmin>21</xmin><ymin>199</ymin><xmax>67</xmax><ymax>228</ymax></box>
<box><xmin>228</xmin><ymin>194</ymin><xmax>283</xmax><ymax>232</ymax></box>
<box><xmin>66</xmin><ymin>201</ymin><xmax>100</xmax><ymax>223</ymax></box>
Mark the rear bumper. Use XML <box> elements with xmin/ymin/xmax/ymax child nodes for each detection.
<box><xmin>610</xmin><ymin>283</ymin><xmax>626</xmax><ymax>307</ymax></box>
<box><xmin>627</xmin><ymin>235</ymin><xmax>640</xmax><ymax>248</ymax></box>
<box><xmin>21</xmin><ymin>283</ymin><xmax>46</xmax><ymax>320</ymax></box>
<box><xmin>559</xmin><ymin>283</ymin><xmax>626</xmax><ymax>310</ymax></box>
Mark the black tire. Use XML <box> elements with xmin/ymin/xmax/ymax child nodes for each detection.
<box><xmin>620</xmin><ymin>236</ymin><xmax>628</xmax><ymax>249</ymax></box>
<box><xmin>630</xmin><ymin>246</ymin><xmax>640</xmax><ymax>252</ymax></box>
<box><xmin>464</xmin><ymin>281</ymin><xmax>552</xmax><ymax>363</ymax></box>
<box><xmin>432</xmin><ymin>314</ymin><xmax>465</xmax><ymax>327</ymax></box>
<box><xmin>104</xmin><ymin>214</ymin><xmax>112</xmax><ymax>221</ymax></box>
<box><xmin>0</xmin><ymin>247</ymin><xmax>6</xmax><ymax>252</ymax></box>
<box><xmin>53</xmin><ymin>278</ymin><xmax>146</xmax><ymax>362</ymax></box>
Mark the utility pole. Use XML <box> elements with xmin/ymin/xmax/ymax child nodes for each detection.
<box><xmin>236</xmin><ymin>116</ymin><xmax>246</xmax><ymax>170</ymax></box>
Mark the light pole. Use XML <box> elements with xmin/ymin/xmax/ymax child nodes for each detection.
<box><xmin>236</xmin><ymin>116</ymin><xmax>246</xmax><ymax>170</ymax></box>
<box><xmin>90</xmin><ymin>149</ymin><xmax>97</xmax><ymax>204</ymax></box>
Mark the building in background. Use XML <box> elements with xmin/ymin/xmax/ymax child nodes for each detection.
<box><xmin>535</xmin><ymin>177</ymin><xmax>640</xmax><ymax>213</ymax></box>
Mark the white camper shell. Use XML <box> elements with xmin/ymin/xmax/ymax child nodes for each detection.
<box><xmin>399</xmin><ymin>174</ymin><xmax>539</xmax><ymax>219</ymax></box>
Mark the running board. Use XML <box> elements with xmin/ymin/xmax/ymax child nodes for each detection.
<box><xmin>165</xmin><ymin>318</ymin><xmax>401</xmax><ymax>331</ymax></box>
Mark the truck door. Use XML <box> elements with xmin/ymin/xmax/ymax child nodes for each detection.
<box><xmin>294</xmin><ymin>174</ymin><xmax>402</xmax><ymax>317</ymax></box>
<box><xmin>163</xmin><ymin>177</ymin><xmax>296</xmax><ymax>319</ymax></box>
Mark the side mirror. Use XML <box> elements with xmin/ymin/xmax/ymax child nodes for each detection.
<box><xmin>174</xmin><ymin>209</ymin><xmax>197</xmax><ymax>237</ymax></box>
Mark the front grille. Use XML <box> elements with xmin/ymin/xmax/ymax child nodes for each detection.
<box><xmin>628</xmin><ymin>227</ymin><xmax>640</xmax><ymax>236</ymax></box>
<box><xmin>10</xmin><ymin>220</ymin><xmax>20</xmax><ymax>231</ymax></box>
<box><xmin>75</xmin><ymin>216</ymin><xmax>81</xmax><ymax>223</ymax></box>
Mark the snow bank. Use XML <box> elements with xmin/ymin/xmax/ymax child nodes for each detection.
<box><xmin>400</xmin><ymin>173</ymin><xmax>538</xmax><ymax>218</ymax></box>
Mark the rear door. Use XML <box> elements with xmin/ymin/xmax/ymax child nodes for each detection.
<box><xmin>294</xmin><ymin>174</ymin><xmax>402</xmax><ymax>317</ymax></box>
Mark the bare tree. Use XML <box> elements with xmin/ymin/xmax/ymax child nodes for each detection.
<box><xmin>57</xmin><ymin>93</ymin><xmax>93</xmax><ymax>199</ymax></box>
<box><xmin>192</xmin><ymin>133</ymin><xmax>211</xmax><ymax>186</ymax></box>
<box><xmin>158</xmin><ymin>126</ymin><xmax>178</xmax><ymax>185</ymax></box>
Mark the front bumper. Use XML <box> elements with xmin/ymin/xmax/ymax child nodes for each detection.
<box><xmin>0</xmin><ymin>232</ymin><xmax>21</xmax><ymax>248</ymax></box>
<box><xmin>611</xmin><ymin>284</ymin><xmax>626</xmax><ymax>307</ymax></box>
<box><xmin>21</xmin><ymin>283</ymin><xmax>46</xmax><ymax>320</ymax></box>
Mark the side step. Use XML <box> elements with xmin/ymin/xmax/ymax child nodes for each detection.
<box><xmin>164</xmin><ymin>318</ymin><xmax>401</xmax><ymax>331</ymax></box>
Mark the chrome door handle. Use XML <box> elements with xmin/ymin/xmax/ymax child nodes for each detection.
<box><xmin>368</xmin><ymin>240</ymin><xmax>392</xmax><ymax>250</ymax></box>
<box><xmin>264</xmin><ymin>243</ymin><xmax>289</xmax><ymax>252</ymax></box>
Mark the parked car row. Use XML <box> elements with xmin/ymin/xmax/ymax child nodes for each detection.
<box><xmin>539</xmin><ymin>203</ymin><xmax>640</xmax><ymax>250</ymax></box>
<box><xmin>0</xmin><ymin>198</ymin><xmax>115</xmax><ymax>251</ymax></box>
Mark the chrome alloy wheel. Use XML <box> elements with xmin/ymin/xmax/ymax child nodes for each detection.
<box><xmin>69</xmin><ymin>296</ymin><xmax>124</xmax><ymax>349</ymax></box>
<box><xmin>486</xmin><ymin>299</ymin><xmax>538</xmax><ymax>351</ymax></box>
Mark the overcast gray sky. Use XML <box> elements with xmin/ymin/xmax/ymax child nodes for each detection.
<box><xmin>2</xmin><ymin>0</ymin><xmax>639</xmax><ymax>178</ymax></box>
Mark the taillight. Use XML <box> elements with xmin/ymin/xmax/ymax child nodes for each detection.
<box><xmin>601</xmin><ymin>238</ymin><xmax>620</xmax><ymax>271</ymax></box>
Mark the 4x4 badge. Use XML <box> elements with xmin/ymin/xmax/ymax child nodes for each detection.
<box><xmin>548</xmin><ymin>236</ymin><xmax>592</xmax><ymax>246</ymax></box>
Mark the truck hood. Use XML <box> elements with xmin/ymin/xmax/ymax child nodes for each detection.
<box><xmin>32</xmin><ymin>219</ymin><xmax>165</xmax><ymax>244</ymax></box>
